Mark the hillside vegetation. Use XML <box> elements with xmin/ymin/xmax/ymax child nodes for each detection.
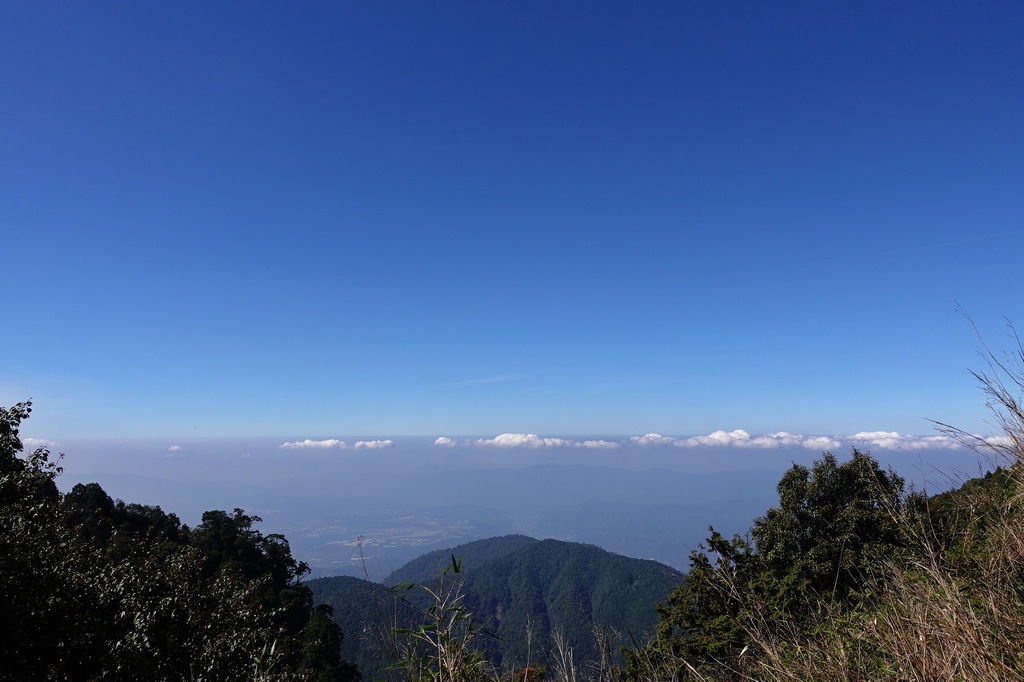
<box><xmin>309</xmin><ymin>535</ymin><xmax>682</xmax><ymax>679</ymax></box>
<box><xmin>0</xmin><ymin>402</ymin><xmax>358</xmax><ymax>682</ymax></box>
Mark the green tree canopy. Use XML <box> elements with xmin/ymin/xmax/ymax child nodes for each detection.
<box><xmin>751</xmin><ymin>449</ymin><xmax>909</xmax><ymax>608</ymax></box>
<box><xmin>0</xmin><ymin>401</ymin><xmax>359</xmax><ymax>681</ymax></box>
<box><xmin>628</xmin><ymin>449</ymin><xmax>915</xmax><ymax>680</ymax></box>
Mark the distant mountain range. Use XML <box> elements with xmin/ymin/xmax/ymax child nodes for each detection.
<box><xmin>307</xmin><ymin>534</ymin><xmax>683</xmax><ymax>679</ymax></box>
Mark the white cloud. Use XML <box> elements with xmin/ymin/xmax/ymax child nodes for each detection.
<box><xmin>280</xmin><ymin>438</ymin><xmax>394</xmax><ymax>450</ymax></box>
<box><xmin>574</xmin><ymin>439</ymin><xmax>620</xmax><ymax>449</ymax></box>
<box><xmin>984</xmin><ymin>435</ymin><xmax>1015</xmax><ymax>448</ymax></box>
<box><xmin>847</xmin><ymin>432</ymin><xmax>961</xmax><ymax>451</ymax></box>
<box><xmin>666</xmin><ymin>429</ymin><xmax>960</xmax><ymax>452</ymax></box>
<box><xmin>474</xmin><ymin>433</ymin><xmax>574</xmax><ymax>448</ymax></box>
<box><xmin>690</xmin><ymin>431</ymin><xmax>839</xmax><ymax>450</ymax></box>
<box><xmin>801</xmin><ymin>436</ymin><xmax>844</xmax><ymax>450</ymax></box>
<box><xmin>280</xmin><ymin>439</ymin><xmax>347</xmax><ymax>449</ymax></box>
<box><xmin>755</xmin><ymin>431</ymin><xmax>808</xmax><ymax>447</ymax></box>
<box><xmin>629</xmin><ymin>433</ymin><xmax>678</xmax><ymax>446</ymax></box>
<box><xmin>678</xmin><ymin>429</ymin><xmax>753</xmax><ymax>447</ymax></box>
<box><xmin>914</xmin><ymin>435</ymin><xmax>963</xmax><ymax>449</ymax></box>
<box><xmin>451</xmin><ymin>434</ymin><xmax>619</xmax><ymax>449</ymax></box>
<box><xmin>168</xmin><ymin>445</ymin><xmax>182</xmax><ymax>452</ymax></box>
<box><xmin>23</xmin><ymin>437</ymin><xmax>57</xmax><ymax>448</ymax></box>
<box><xmin>353</xmin><ymin>439</ymin><xmax>394</xmax><ymax>450</ymax></box>
<box><xmin>850</xmin><ymin>430</ymin><xmax>901</xmax><ymax>441</ymax></box>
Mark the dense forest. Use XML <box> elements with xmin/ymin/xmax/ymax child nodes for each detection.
<box><xmin>6</xmin><ymin>339</ymin><xmax>1024</xmax><ymax>682</ymax></box>
<box><xmin>0</xmin><ymin>402</ymin><xmax>358</xmax><ymax>682</ymax></box>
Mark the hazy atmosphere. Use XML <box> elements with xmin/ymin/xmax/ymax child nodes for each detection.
<box><xmin>4</xmin><ymin>2</ymin><xmax>1022</xmax><ymax>577</ymax></box>
<box><xmin>51</xmin><ymin>433</ymin><xmax>988</xmax><ymax>579</ymax></box>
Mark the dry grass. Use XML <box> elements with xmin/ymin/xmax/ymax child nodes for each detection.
<box><xmin>743</xmin><ymin>470</ymin><xmax>1024</xmax><ymax>681</ymax></box>
<box><xmin>736</xmin><ymin>321</ymin><xmax>1024</xmax><ymax>682</ymax></box>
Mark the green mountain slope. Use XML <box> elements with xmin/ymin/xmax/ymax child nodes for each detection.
<box><xmin>303</xmin><ymin>575</ymin><xmax>400</xmax><ymax>679</ymax></box>
<box><xmin>460</xmin><ymin>538</ymin><xmax>681</xmax><ymax>667</ymax></box>
<box><xmin>308</xmin><ymin>535</ymin><xmax>682</xmax><ymax>677</ymax></box>
<box><xmin>384</xmin><ymin>534</ymin><xmax>537</xmax><ymax>586</ymax></box>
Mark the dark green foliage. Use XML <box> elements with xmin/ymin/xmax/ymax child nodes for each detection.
<box><xmin>751</xmin><ymin>450</ymin><xmax>909</xmax><ymax>609</ymax></box>
<box><xmin>0</xmin><ymin>401</ymin><xmax>359</xmax><ymax>682</ymax></box>
<box><xmin>627</xmin><ymin>531</ymin><xmax>759</xmax><ymax>677</ymax></box>
<box><xmin>192</xmin><ymin>508</ymin><xmax>307</xmax><ymax>586</ymax></box>
<box><xmin>0</xmin><ymin>402</ymin><xmax>60</xmax><ymax>505</ymax></box>
<box><xmin>384</xmin><ymin>534</ymin><xmax>536</xmax><ymax>587</ymax></box>
<box><xmin>308</xmin><ymin>575</ymin><xmax>409</xmax><ymax>681</ymax></box>
<box><xmin>310</xmin><ymin>535</ymin><xmax>682</xmax><ymax>677</ymax></box>
<box><xmin>461</xmin><ymin>539</ymin><xmax>682</xmax><ymax>668</ymax></box>
<box><xmin>299</xmin><ymin>606</ymin><xmax>361</xmax><ymax>682</ymax></box>
<box><xmin>63</xmin><ymin>481</ymin><xmax>188</xmax><ymax>561</ymax></box>
<box><xmin>924</xmin><ymin>465</ymin><xmax>1018</xmax><ymax>562</ymax></box>
<box><xmin>190</xmin><ymin>508</ymin><xmax>320</xmax><ymax>640</ymax></box>
<box><xmin>629</xmin><ymin>449</ymin><xmax>915</xmax><ymax>680</ymax></box>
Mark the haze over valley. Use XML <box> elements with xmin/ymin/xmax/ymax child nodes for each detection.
<box><xmin>53</xmin><ymin>433</ymin><xmax>989</xmax><ymax>579</ymax></box>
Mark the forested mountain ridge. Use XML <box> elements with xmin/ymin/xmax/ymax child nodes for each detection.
<box><xmin>383</xmin><ymin>534</ymin><xmax>537</xmax><ymax>585</ymax></box>
<box><xmin>459</xmin><ymin>538</ymin><xmax>684</xmax><ymax>666</ymax></box>
<box><xmin>309</xmin><ymin>535</ymin><xmax>682</xmax><ymax>678</ymax></box>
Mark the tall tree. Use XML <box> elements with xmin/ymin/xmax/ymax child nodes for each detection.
<box><xmin>751</xmin><ymin>449</ymin><xmax>908</xmax><ymax>610</ymax></box>
<box><xmin>628</xmin><ymin>449</ymin><xmax>913</xmax><ymax>680</ymax></box>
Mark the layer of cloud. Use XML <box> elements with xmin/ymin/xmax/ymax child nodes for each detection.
<box><xmin>353</xmin><ymin>439</ymin><xmax>394</xmax><ymax>450</ymax></box>
<box><xmin>464</xmin><ymin>430</ymin><xmax>835</xmax><ymax>450</ymax></box>
<box><xmin>280</xmin><ymin>438</ymin><xmax>393</xmax><ymax>450</ymax></box>
<box><xmin>985</xmin><ymin>435</ymin><xmax>1015</xmax><ymax>448</ymax></box>
<box><xmin>436</xmin><ymin>434</ymin><xmax>617</xmax><ymax>449</ymax></box>
<box><xmin>574</xmin><ymin>439</ymin><xmax>620</xmax><ymax>449</ymax></box>
<box><xmin>803</xmin><ymin>435</ymin><xmax>847</xmax><ymax>450</ymax></box>
<box><xmin>290</xmin><ymin>430</ymin><xmax>973</xmax><ymax>453</ymax></box>
<box><xmin>626</xmin><ymin>430</ymin><xmax>964</xmax><ymax>451</ymax></box>
<box><xmin>474</xmin><ymin>433</ymin><xmax>574</xmax><ymax>448</ymax></box>
<box><xmin>629</xmin><ymin>433</ymin><xmax>676</xmax><ymax>446</ymax></box>
<box><xmin>847</xmin><ymin>431</ymin><xmax>961</xmax><ymax>451</ymax></box>
<box><xmin>168</xmin><ymin>445</ymin><xmax>182</xmax><ymax>452</ymax></box>
<box><xmin>23</xmin><ymin>437</ymin><xmax>57</xmax><ymax>448</ymax></box>
<box><xmin>674</xmin><ymin>429</ymin><xmax>842</xmax><ymax>450</ymax></box>
<box><xmin>281</xmin><ymin>439</ymin><xmax>347</xmax><ymax>449</ymax></box>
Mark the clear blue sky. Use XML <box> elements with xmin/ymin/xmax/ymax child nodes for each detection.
<box><xmin>3</xmin><ymin>1</ymin><xmax>1022</xmax><ymax>439</ymax></box>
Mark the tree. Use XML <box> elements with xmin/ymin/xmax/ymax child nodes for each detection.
<box><xmin>624</xmin><ymin>530</ymin><xmax>760</xmax><ymax>679</ymax></box>
<box><xmin>751</xmin><ymin>449</ymin><xmax>909</xmax><ymax>610</ymax></box>
<box><xmin>628</xmin><ymin>449</ymin><xmax>914</xmax><ymax>680</ymax></box>
<box><xmin>0</xmin><ymin>401</ymin><xmax>360</xmax><ymax>681</ymax></box>
<box><xmin>0</xmin><ymin>401</ymin><xmax>92</xmax><ymax>679</ymax></box>
<box><xmin>0</xmin><ymin>401</ymin><xmax>60</xmax><ymax>504</ymax></box>
<box><xmin>298</xmin><ymin>605</ymin><xmax>361</xmax><ymax>682</ymax></box>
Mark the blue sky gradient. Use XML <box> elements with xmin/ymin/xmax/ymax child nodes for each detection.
<box><xmin>4</xmin><ymin>1</ymin><xmax>1022</xmax><ymax>439</ymax></box>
